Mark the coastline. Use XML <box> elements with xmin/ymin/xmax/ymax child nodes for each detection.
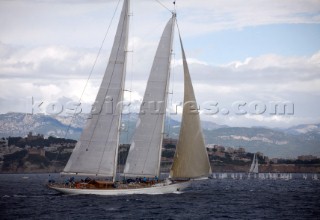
<box><xmin>3</xmin><ymin>164</ymin><xmax>319</xmax><ymax>174</ymax></box>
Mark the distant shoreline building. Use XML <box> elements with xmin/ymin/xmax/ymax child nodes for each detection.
<box><xmin>298</xmin><ymin>155</ymin><xmax>318</xmax><ymax>161</ymax></box>
<box><xmin>26</xmin><ymin>132</ymin><xmax>44</xmax><ymax>141</ymax></box>
<box><xmin>28</xmin><ymin>147</ymin><xmax>45</xmax><ymax>157</ymax></box>
<box><xmin>162</xmin><ymin>138</ymin><xmax>177</xmax><ymax>147</ymax></box>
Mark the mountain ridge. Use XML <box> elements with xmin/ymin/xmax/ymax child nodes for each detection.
<box><xmin>0</xmin><ymin>112</ymin><xmax>319</xmax><ymax>158</ymax></box>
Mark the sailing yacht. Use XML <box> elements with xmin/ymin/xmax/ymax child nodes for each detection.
<box><xmin>249</xmin><ymin>153</ymin><xmax>259</xmax><ymax>174</ymax></box>
<box><xmin>48</xmin><ymin>0</ymin><xmax>211</xmax><ymax>195</ymax></box>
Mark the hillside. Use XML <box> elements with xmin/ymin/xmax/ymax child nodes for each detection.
<box><xmin>0</xmin><ymin>112</ymin><xmax>319</xmax><ymax>158</ymax></box>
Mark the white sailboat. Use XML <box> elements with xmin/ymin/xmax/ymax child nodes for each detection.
<box><xmin>48</xmin><ymin>0</ymin><xmax>211</xmax><ymax>195</ymax></box>
<box><xmin>249</xmin><ymin>153</ymin><xmax>259</xmax><ymax>174</ymax></box>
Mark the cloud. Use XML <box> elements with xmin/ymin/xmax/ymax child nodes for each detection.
<box><xmin>1</xmin><ymin>0</ymin><xmax>319</xmax><ymax>48</ymax></box>
<box><xmin>175</xmin><ymin>0</ymin><xmax>320</xmax><ymax>36</ymax></box>
<box><xmin>201</xmin><ymin>114</ymin><xmax>320</xmax><ymax>129</ymax></box>
<box><xmin>0</xmin><ymin>0</ymin><xmax>320</xmax><ymax>128</ymax></box>
<box><xmin>169</xmin><ymin>50</ymin><xmax>320</xmax><ymax>127</ymax></box>
<box><xmin>180</xmin><ymin>52</ymin><xmax>320</xmax><ymax>86</ymax></box>
<box><xmin>1</xmin><ymin>38</ymin><xmax>320</xmax><ymax>128</ymax></box>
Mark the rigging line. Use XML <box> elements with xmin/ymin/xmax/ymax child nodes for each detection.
<box><xmin>62</xmin><ymin>0</ymin><xmax>121</xmax><ymax>140</ymax></box>
<box><xmin>155</xmin><ymin>0</ymin><xmax>172</xmax><ymax>13</ymax></box>
<box><xmin>176</xmin><ymin>18</ymin><xmax>182</xmax><ymax>39</ymax></box>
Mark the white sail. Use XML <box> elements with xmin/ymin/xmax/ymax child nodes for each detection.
<box><xmin>63</xmin><ymin>0</ymin><xmax>130</xmax><ymax>178</ymax></box>
<box><xmin>123</xmin><ymin>15</ymin><xmax>176</xmax><ymax>177</ymax></box>
<box><xmin>169</xmin><ymin>33</ymin><xmax>212</xmax><ymax>179</ymax></box>
<box><xmin>249</xmin><ymin>153</ymin><xmax>256</xmax><ymax>173</ymax></box>
<box><xmin>249</xmin><ymin>153</ymin><xmax>259</xmax><ymax>173</ymax></box>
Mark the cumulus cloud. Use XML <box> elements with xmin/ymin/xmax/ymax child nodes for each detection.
<box><xmin>174</xmin><ymin>0</ymin><xmax>320</xmax><ymax>36</ymax></box>
<box><xmin>168</xmin><ymin>50</ymin><xmax>320</xmax><ymax>127</ymax></box>
<box><xmin>0</xmin><ymin>43</ymin><xmax>108</xmax><ymax>79</ymax></box>
<box><xmin>1</xmin><ymin>0</ymin><xmax>319</xmax><ymax>47</ymax></box>
<box><xmin>1</xmin><ymin>38</ymin><xmax>320</xmax><ymax>128</ymax></box>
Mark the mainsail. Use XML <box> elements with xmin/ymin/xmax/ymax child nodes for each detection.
<box><xmin>63</xmin><ymin>0</ymin><xmax>130</xmax><ymax>178</ymax></box>
<box><xmin>123</xmin><ymin>14</ymin><xmax>176</xmax><ymax>177</ymax></box>
<box><xmin>169</xmin><ymin>33</ymin><xmax>212</xmax><ymax>179</ymax></box>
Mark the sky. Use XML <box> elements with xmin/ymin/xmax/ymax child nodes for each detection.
<box><xmin>0</xmin><ymin>0</ymin><xmax>320</xmax><ymax>128</ymax></box>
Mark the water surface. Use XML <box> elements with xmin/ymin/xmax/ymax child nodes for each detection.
<box><xmin>0</xmin><ymin>173</ymin><xmax>319</xmax><ymax>219</ymax></box>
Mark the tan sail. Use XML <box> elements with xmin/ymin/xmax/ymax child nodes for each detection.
<box><xmin>169</xmin><ymin>34</ymin><xmax>212</xmax><ymax>179</ymax></box>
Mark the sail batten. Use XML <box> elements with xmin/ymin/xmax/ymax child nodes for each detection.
<box><xmin>123</xmin><ymin>15</ymin><xmax>176</xmax><ymax>178</ymax></box>
<box><xmin>169</xmin><ymin>33</ymin><xmax>212</xmax><ymax>179</ymax></box>
<box><xmin>63</xmin><ymin>0</ymin><xmax>130</xmax><ymax>178</ymax></box>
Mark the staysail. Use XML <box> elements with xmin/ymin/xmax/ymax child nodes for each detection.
<box><xmin>63</xmin><ymin>0</ymin><xmax>130</xmax><ymax>178</ymax></box>
<box><xmin>169</xmin><ymin>33</ymin><xmax>212</xmax><ymax>179</ymax></box>
<box><xmin>123</xmin><ymin>14</ymin><xmax>176</xmax><ymax>177</ymax></box>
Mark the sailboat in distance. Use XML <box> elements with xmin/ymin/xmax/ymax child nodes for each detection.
<box><xmin>48</xmin><ymin>0</ymin><xmax>211</xmax><ymax>195</ymax></box>
<box><xmin>249</xmin><ymin>153</ymin><xmax>259</xmax><ymax>174</ymax></box>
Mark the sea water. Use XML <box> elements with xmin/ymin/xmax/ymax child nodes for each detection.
<box><xmin>0</xmin><ymin>173</ymin><xmax>319</xmax><ymax>219</ymax></box>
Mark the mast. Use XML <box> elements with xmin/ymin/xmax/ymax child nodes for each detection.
<box><xmin>123</xmin><ymin>14</ymin><xmax>176</xmax><ymax>178</ymax></box>
<box><xmin>169</xmin><ymin>31</ymin><xmax>212</xmax><ymax>179</ymax></box>
<box><xmin>62</xmin><ymin>0</ymin><xmax>130</xmax><ymax>180</ymax></box>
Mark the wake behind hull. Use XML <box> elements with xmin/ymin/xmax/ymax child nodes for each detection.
<box><xmin>48</xmin><ymin>181</ymin><xmax>190</xmax><ymax>196</ymax></box>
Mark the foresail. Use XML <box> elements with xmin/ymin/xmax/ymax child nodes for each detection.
<box><xmin>169</xmin><ymin>33</ymin><xmax>212</xmax><ymax>179</ymax></box>
<box><xmin>63</xmin><ymin>0</ymin><xmax>130</xmax><ymax>178</ymax></box>
<box><xmin>123</xmin><ymin>15</ymin><xmax>175</xmax><ymax>177</ymax></box>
